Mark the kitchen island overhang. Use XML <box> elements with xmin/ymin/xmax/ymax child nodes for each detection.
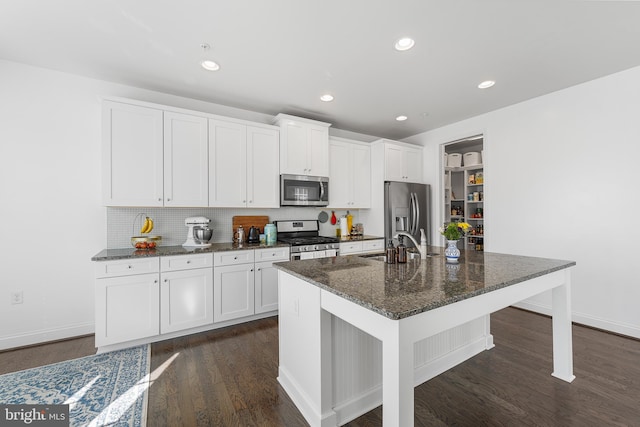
<box><xmin>275</xmin><ymin>250</ymin><xmax>576</xmax><ymax>427</ymax></box>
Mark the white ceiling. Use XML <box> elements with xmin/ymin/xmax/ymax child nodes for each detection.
<box><xmin>2</xmin><ymin>1</ymin><xmax>640</xmax><ymax>140</ymax></box>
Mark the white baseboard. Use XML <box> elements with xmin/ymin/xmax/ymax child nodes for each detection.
<box><xmin>512</xmin><ymin>302</ymin><xmax>640</xmax><ymax>340</ymax></box>
<box><xmin>278</xmin><ymin>367</ymin><xmax>337</xmax><ymax>427</ymax></box>
<box><xmin>0</xmin><ymin>323</ymin><xmax>94</xmax><ymax>351</ymax></box>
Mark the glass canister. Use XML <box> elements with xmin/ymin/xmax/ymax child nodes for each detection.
<box><xmin>264</xmin><ymin>223</ymin><xmax>277</xmax><ymax>245</ymax></box>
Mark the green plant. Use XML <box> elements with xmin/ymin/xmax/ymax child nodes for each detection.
<box><xmin>439</xmin><ymin>222</ymin><xmax>471</xmax><ymax>240</ymax></box>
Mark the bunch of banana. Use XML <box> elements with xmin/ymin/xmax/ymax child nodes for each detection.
<box><xmin>140</xmin><ymin>217</ymin><xmax>154</xmax><ymax>234</ymax></box>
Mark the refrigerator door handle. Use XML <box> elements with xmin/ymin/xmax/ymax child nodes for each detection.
<box><xmin>409</xmin><ymin>192</ymin><xmax>418</xmax><ymax>235</ymax></box>
<box><xmin>413</xmin><ymin>192</ymin><xmax>420</xmax><ymax>235</ymax></box>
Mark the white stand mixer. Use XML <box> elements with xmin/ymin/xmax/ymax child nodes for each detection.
<box><xmin>183</xmin><ymin>216</ymin><xmax>213</xmax><ymax>248</ymax></box>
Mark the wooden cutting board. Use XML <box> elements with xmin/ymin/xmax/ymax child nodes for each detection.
<box><xmin>232</xmin><ymin>215</ymin><xmax>270</xmax><ymax>238</ymax></box>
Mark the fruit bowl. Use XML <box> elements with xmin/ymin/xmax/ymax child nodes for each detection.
<box><xmin>131</xmin><ymin>235</ymin><xmax>162</xmax><ymax>249</ymax></box>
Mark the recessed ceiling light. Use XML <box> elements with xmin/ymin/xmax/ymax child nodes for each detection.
<box><xmin>201</xmin><ymin>60</ymin><xmax>220</xmax><ymax>71</ymax></box>
<box><xmin>320</xmin><ymin>94</ymin><xmax>334</xmax><ymax>102</ymax></box>
<box><xmin>394</xmin><ymin>37</ymin><xmax>415</xmax><ymax>51</ymax></box>
<box><xmin>478</xmin><ymin>80</ymin><xmax>495</xmax><ymax>89</ymax></box>
<box><xmin>396</xmin><ymin>115</ymin><xmax>408</xmax><ymax>121</ymax></box>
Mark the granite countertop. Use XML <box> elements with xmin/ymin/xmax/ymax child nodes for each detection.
<box><xmin>91</xmin><ymin>241</ymin><xmax>290</xmax><ymax>262</ymax></box>
<box><xmin>274</xmin><ymin>247</ymin><xmax>576</xmax><ymax>320</ymax></box>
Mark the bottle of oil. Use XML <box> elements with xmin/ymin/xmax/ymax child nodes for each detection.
<box><xmin>396</xmin><ymin>235</ymin><xmax>407</xmax><ymax>263</ymax></box>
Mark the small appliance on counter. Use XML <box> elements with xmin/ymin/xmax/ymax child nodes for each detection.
<box><xmin>247</xmin><ymin>226</ymin><xmax>260</xmax><ymax>243</ymax></box>
<box><xmin>183</xmin><ymin>216</ymin><xmax>213</xmax><ymax>248</ymax></box>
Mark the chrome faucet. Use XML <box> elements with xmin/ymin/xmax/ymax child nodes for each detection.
<box><xmin>393</xmin><ymin>230</ymin><xmax>426</xmax><ymax>259</ymax></box>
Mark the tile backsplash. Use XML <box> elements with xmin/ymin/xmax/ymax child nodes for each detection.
<box><xmin>106</xmin><ymin>207</ymin><xmax>363</xmax><ymax>248</ymax></box>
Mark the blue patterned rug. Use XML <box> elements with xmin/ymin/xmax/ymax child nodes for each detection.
<box><xmin>0</xmin><ymin>345</ymin><xmax>150</xmax><ymax>427</ymax></box>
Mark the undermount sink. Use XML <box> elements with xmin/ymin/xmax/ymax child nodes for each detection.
<box><xmin>359</xmin><ymin>250</ymin><xmax>440</xmax><ymax>262</ymax></box>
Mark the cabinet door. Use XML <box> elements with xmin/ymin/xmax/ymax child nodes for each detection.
<box><xmin>160</xmin><ymin>268</ymin><xmax>214</xmax><ymax>333</ymax></box>
<box><xmin>214</xmin><ymin>263</ymin><xmax>255</xmax><ymax>322</ymax></box>
<box><xmin>351</xmin><ymin>144</ymin><xmax>371</xmax><ymax>208</ymax></box>
<box><xmin>102</xmin><ymin>101</ymin><xmax>163</xmax><ymax>206</ymax></box>
<box><xmin>95</xmin><ymin>273</ymin><xmax>160</xmax><ymax>347</ymax></box>
<box><xmin>308</xmin><ymin>125</ymin><xmax>329</xmax><ymax>177</ymax></box>
<box><xmin>255</xmin><ymin>261</ymin><xmax>279</xmax><ymax>313</ymax></box>
<box><xmin>279</xmin><ymin>121</ymin><xmax>308</xmax><ymax>175</ymax></box>
<box><xmin>209</xmin><ymin>120</ymin><xmax>247</xmax><ymax>207</ymax></box>
<box><xmin>328</xmin><ymin>141</ymin><xmax>351</xmax><ymax>208</ymax></box>
<box><xmin>403</xmin><ymin>146</ymin><xmax>423</xmax><ymax>183</ymax></box>
<box><xmin>384</xmin><ymin>144</ymin><xmax>405</xmax><ymax>181</ymax></box>
<box><xmin>340</xmin><ymin>241</ymin><xmax>363</xmax><ymax>255</ymax></box>
<box><xmin>163</xmin><ymin>112</ymin><xmax>208</xmax><ymax>207</ymax></box>
<box><xmin>247</xmin><ymin>126</ymin><xmax>280</xmax><ymax>208</ymax></box>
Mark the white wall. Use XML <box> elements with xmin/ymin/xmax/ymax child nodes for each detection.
<box><xmin>405</xmin><ymin>66</ymin><xmax>640</xmax><ymax>339</ymax></box>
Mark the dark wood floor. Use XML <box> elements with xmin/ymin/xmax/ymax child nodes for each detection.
<box><xmin>2</xmin><ymin>308</ymin><xmax>639</xmax><ymax>426</ymax></box>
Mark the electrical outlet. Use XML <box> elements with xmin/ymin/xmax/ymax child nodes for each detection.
<box><xmin>11</xmin><ymin>291</ymin><xmax>23</xmax><ymax>305</ymax></box>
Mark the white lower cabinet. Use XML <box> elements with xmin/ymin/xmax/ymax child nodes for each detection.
<box><xmin>95</xmin><ymin>247</ymin><xmax>288</xmax><ymax>350</ymax></box>
<box><xmin>255</xmin><ymin>261</ymin><xmax>279</xmax><ymax>313</ymax></box>
<box><xmin>213</xmin><ymin>247</ymin><xmax>289</xmax><ymax>322</ymax></box>
<box><xmin>213</xmin><ymin>262</ymin><xmax>255</xmax><ymax>322</ymax></box>
<box><xmin>160</xmin><ymin>254</ymin><xmax>214</xmax><ymax>334</ymax></box>
<box><xmin>340</xmin><ymin>239</ymin><xmax>385</xmax><ymax>256</ymax></box>
<box><xmin>95</xmin><ymin>258</ymin><xmax>161</xmax><ymax>348</ymax></box>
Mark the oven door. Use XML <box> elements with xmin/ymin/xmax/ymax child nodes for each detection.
<box><xmin>280</xmin><ymin>174</ymin><xmax>329</xmax><ymax>206</ymax></box>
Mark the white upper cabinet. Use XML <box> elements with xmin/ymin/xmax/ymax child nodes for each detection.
<box><xmin>163</xmin><ymin>112</ymin><xmax>209</xmax><ymax>207</ymax></box>
<box><xmin>274</xmin><ymin>114</ymin><xmax>331</xmax><ymax>177</ymax></box>
<box><xmin>246</xmin><ymin>126</ymin><xmax>280</xmax><ymax>208</ymax></box>
<box><xmin>328</xmin><ymin>138</ymin><xmax>371</xmax><ymax>208</ymax></box>
<box><xmin>209</xmin><ymin>120</ymin><xmax>279</xmax><ymax>208</ymax></box>
<box><xmin>383</xmin><ymin>141</ymin><xmax>423</xmax><ymax>183</ymax></box>
<box><xmin>102</xmin><ymin>101</ymin><xmax>164</xmax><ymax>206</ymax></box>
<box><xmin>209</xmin><ymin>120</ymin><xmax>247</xmax><ymax>207</ymax></box>
<box><xmin>103</xmin><ymin>98</ymin><xmax>281</xmax><ymax>208</ymax></box>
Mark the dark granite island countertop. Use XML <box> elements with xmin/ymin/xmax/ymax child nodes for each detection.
<box><xmin>276</xmin><ymin>249</ymin><xmax>577</xmax><ymax>427</ymax></box>
<box><xmin>274</xmin><ymin>248</ymin><xmax>576</xmax><ymax>320</ymax></box>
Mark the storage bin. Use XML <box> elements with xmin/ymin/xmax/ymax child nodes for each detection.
<box><xmin>463</xmin><ymin>152</ymin><xmax>482</xmax><ymax>166</ymax></box>
<box><xmin>447</xmin><ymin>153</ymin><xmax>462</xmax><ymax>168</ymax></box>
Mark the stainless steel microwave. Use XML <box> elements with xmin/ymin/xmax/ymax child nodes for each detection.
<box><xmin>280</xmin><ymin>174</ymin><xmax>329</xmax><ymax>206</ymax></box>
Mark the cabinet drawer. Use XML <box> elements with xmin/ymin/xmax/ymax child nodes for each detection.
<box><xmin>255</xmin><ymin>247</ymin><xmax>290</xmax><ymax>262</ymax></box>
<box><xmin>95</xmin><ymin>257</ymin><xmax>160</xmax><ymax>278</ymax></box>
<box><xmin>362</xmin><ymin>239</ymin><xmax>384</xmax><ymax>253</ymax></box>
<box><xmin>161</xmin><ymin>253</ymin><xmax>213</xmax><ymax>271</ymax></box>
<box><xmin>340</xmin><ymin>241</ymin><xmax>363</xmax><ymax>255</ymax></box>
<box><xmin>214</xmin><ymin>250</ymin><xmax>255</xmax><ymax>266</ymax></box>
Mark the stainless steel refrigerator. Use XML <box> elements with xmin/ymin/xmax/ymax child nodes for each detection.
<box><xmin>384</xmin><ymin>181</ymin><xmax>431</xmax><ymax>249</ymax></box>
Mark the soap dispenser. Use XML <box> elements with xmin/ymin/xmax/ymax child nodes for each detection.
<box><xmin>420</xmin><ymin>228</ymin><xmax>428</xmax><ymax>260</ymax></box>
<box><xmin>385</xmin><ymin>239</ymin><xmax>396</xmax><ymax>264</ymax></box>
<box><xmin>396</xmin><ymin>235</ymin><xmax>407</xmax><ymax>263</ymax></box>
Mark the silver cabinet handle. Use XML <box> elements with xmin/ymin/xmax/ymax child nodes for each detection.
<box><xmin>186</xmin><ymin>260</ymin><xmax>191</xmax><ymax>264</ymax></box>
<box><xmin>128</xmin><ymin>265</ymin><xmax>132</xmax><ymax>269</ymax></box>
<box><xmin>234</xmin><ymin>256</ymin><xmax>238</xmax><ymax>260</ymax></box>
<box><xmin>164</xmin><ymin>279</ymin><xmax>168</xmax><ymax>283</ymax></box>
<box><xmin>154</xmin><ymin>280</ymin><xmax>158</xmax><ymax>283</ymax></box>
<box><xmin>250</xmin><ymin>269</ymin><xmax>254</xmax><ymax>272</ymax></box>
<box><xmin>158</xmin><ymin>198</ymin><xmax>162</xmax><ymax>201</ymax></box>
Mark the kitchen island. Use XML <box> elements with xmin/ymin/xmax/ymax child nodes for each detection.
<box><xmin>275</xmin><ymin>249</ymin><xmax>576</xmax><ymax>427</ymax></box>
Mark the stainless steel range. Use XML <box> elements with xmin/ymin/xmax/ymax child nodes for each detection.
<box><xmin>276</xmin><ymin>220</ymin><xmax>340</xmax><ymax>260</ymax></box>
